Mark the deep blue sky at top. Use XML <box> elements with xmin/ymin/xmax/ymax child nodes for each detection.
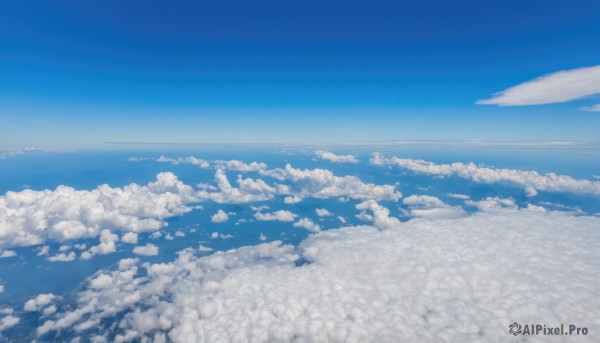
<box><xmin>1</xmin><ymin>0</ymin><xmax>600</xmax><ymax>147</ymax></box>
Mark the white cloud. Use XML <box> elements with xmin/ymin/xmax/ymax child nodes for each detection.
<box><xmin>315</xmin><ymin>208</ymin><xmax>332</xmax><ymax>217</ymax></box>
<box><xmin>465</xmin><ymin>197</ymin><xmax>517</xmax><ymax>212</ymax></box>
<box><xmin>47</xmin><ymin>252</ymin><xmax>76</xmax><ymax>262</ymax></box>
<box><xmin>293</xmin><ymin>218</ymin><xmax>321</xmax><ymax>232</ymax></box>
<box><xmin>121</xmin><ymin>232</ymin><xmax>138</xmax><ymax>244</ymax></box>
<box><xmin>0</xmin><ymin>250</ymin><xmax>16</xmax><ymax>258</ymax></box>
<box><xmin>155</xmin><ymin>156</ymin><xmax>210</xmax><ymax>169</ymax></box>
<box><xmin>476</xmin><ymin>65</ymin><xmax>600</xmax><ymax>110</ymax></box>
<box><xmin>580</xmin><ymin>103</ymin><xmax>600</xmax><ymax>112</ymax></box>
<box><xmin>211</xmin><ymin>210</ymin><xmax>229</xmax><ymax>223</ymax></box>
<box><xmin>198</xmin><ymin>245</ymin><xmax>213</xmax><ymax>252</ymax></box>
<box><xmin>254</xmin><ymin>210</ymin><xmax>297</xmax><ymax>222</ymax></box>
<box><xmin>283</xmin><ymin>196</ymin><xmax>302</xmax><ymax>204</ymax></box>
<box><xmin>133</xmin><ymin>244</ymin><xmax>159</xmax><ymax>256</ymax></box>
<box><xmin>0</xmin><ymin>147</ymin><xmax>49</xmax><ymax>160</ymax></box>
<box><xmin>37</xmin><ymin>245</ymin><xmax>50</xmax><ymax>256</ymax></box>
<box><xmin>0</xmin><ymin>172</ymin><xmax>196</xmax><ymax>249</ymax></box>
<box><xmin>315</xmin><ymin>150</ymin><xmax>358</xmax><ymax>163</ymax></box>
<box><xmin>82</xmin><ymin>229</ymin><xmax>119</xmax><ymax>259</ymax></box>
<box><xmin>198</xmin><ymin>170</ymin><xmax>277</xmax><ymax>204</ymax></box>
<box><xmin>0</xmin><ymin>311</ymin><xmax>19</xmax><ymax>332</ymax></box>
<box><xmin>445</xmin><ymin>193</ymin><xmax>470</xmax><ymax>200</ymax></box>
<box><xmin>38</xmin><ymin>209</ymin><xmax>600</xmax><ymax>342</ymax></box>
<box><xmin>371</xmin><ymin>153</ymin><xmax>600</xmax><ymax>196</ymax></box>
<box><xmin>213</xmin><ymin>160</ymin><xmax>268</xmax><ymax>172</ymax></box>
<box><xmin>402</xmin><ymin>195</ymin><xmax>467</xmax><ymax>219</ymax></box>
<box><xmin>24</xmin><ymin>293</ymin><xmax>56</xmax><ymax>312</ymax></box>
<box><xmin>260</xmin><ymin>164</ymin><xmax>401</xmax><ymax>201</ymax></box>
<box><xmin>355</xmin><ymin>200</ymin><xmax>401</xmax><ymax>230</ymax></box>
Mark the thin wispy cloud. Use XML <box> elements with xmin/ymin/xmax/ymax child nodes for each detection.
<box><xmin>477</xmin><ymin>65</ymin><xmax>600</xmax><ymax>111</ymax></box>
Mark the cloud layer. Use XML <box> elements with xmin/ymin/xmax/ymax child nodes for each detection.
<box><xmin>371</xmin><ymin>153</ymin><xmax>600</xmax><ymax>196</ymax></box>
<box><xmin>37</xmin><ymin>209</ymin><xmax>600</xmax><ymax>342</ymax></box>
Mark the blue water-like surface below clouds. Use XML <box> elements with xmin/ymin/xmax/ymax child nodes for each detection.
<box><xmin>0</xmin><ymin>145</ymin><xmax>599</xmax><ymax>340</ymax></box>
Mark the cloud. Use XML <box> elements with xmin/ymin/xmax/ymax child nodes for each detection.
<box><xmin>445</xmin><ymin>193</ymin><xmax>470</xmax><ymax>200</ymax></box>
<box><xmin>315</xmin><ymin>150</ymin><xmax>358</xmax><ymax>163</ymax></box>
<box><xmin>0</xmin><ymin>147</ymin><xmax>49</xmax><ymax>160</ymax></box>
<box><xmin>476</xmin><ymin>65</ymin><xmax>600</xmax><ymax>110</ymax></box>
<box><xmin>0</xmin><ymin>172</ymin><xmax>197</xmax><ymax>249</ymax></box>
<box><xmin>24</xmin><ymin>293</ymin><xmax>56</xmax><ymax>312</ymax></box>
<box><xmin>260</xmin><ymin>164</ymin><xmax>401</xmax><ymax>201</ymax></box>
<box><xmin>293</xmin><ymin>218</ymin><xmax>321</xmax><ymax>232</ymax></box>
<box><xmin>212</xmin><ymin>160</ymin><xmax>268</xmax><ymax>172</ymax></box>
<box><xmin>0</xmin><ymin>250</ymin><xmax>16</xmax><ymax>258</ymax></box>
<box><xmin>47</xmin><ymin>252</ymin><xmax>76</xmax><ymax>262</ymax></box>
<box><xmin>315</xmin><ymin>208</ymin><xmax>332</xmax><ymax>217</ymax></box>
<box><xmin>253</xmin><ymin>210</ymin><xmax>297</xmax><ymax>222</ymax></box>
<box><xmin>402</xmin><ymin>195</ymin><xmax>467</xmax><ymax>219</ymax></box>
<box><xmin>580</xmin><ymin>103</ymin><xmax>600</xmax><ymax>112</ymax></box>
<box><xmin>155</xmin><ymin>156</ymin><xmax>210</xmax><ymax>169</ymax></box>
<box><xmin>355</xmin><ymin>200</ymin><xmax>401</xmax><ymax>230</ymax></box>
<box><xmin>198</xmin><ymin>170</ymin><xmax>277</xmax><ymax>204</ymax></box>
<box><xmin>38</xmin><ymin>209</ymin><xmax>600</xmax><ymax>342</ymax></box>
<box><xmin>211</xmin><ymin>210</ymin><xmax>229</xmax><ymax>223</ymax></box>
<box><xmin>465</xmin><ymin>197</ymin><xmax>517</xmax><ymax>212</ymax></box>
<box><xmin>121</xmin><ymin>232</ymin><xmax>138</xmax><ymax>244</ymax></box>
<box><xmin>133</xmin><ymin>244</ymin><xmax>159</xmax><ymax>256</ymax></box>
<box><xmin>0</xmin><ymin>309</ymin><xmax>19</xmax><ymax>333</ymax></box>
<box><xmin>371</xmin><ymin>153</ymin><xmax>600</xmax><ymax>196</ymax></box>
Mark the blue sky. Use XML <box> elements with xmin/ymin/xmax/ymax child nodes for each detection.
<box><xmin>1</xmin><ymin>0</ymin><xmax>600</xmax><ymax>147</ymax></box>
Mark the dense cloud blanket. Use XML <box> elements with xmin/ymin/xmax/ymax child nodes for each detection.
<box><xmin>40</xmin><ymin>209</ymin><xmax>600</xmax><ymax>342</ymax></box>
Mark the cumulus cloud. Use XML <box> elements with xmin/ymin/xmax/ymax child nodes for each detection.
<box><xmin>476</xmin><ymin>65</ymin><xmax>600</xmax><ymax>110</ymax></box>
<box><xmin>293</xmin><ymin>218</ymin><xmax>321</xmax><ymax>232</ymax></box>
<box><xmin>261</xmin><ymin>164</ymin><xmax>401</xmax><ymax>201</ymax></box>
<box><xmin>355</xmin><ymin>200</ymin><xmax>401</xmax><ymax>230</ymax></box>
<box><xmin>38</xmin><ymin>209</ymin><xmax>600</xmax><ymax>342</ymax></box>
<box><xmin>315</xmin><ymin>208</ymin><xmax>333</xmax><ymax>217</ymax></box>
<box><xmin>0</xmin><ymin>172</ymin><xmax>197</xmax><ymax>249</ymax></box>
<box><xmin>371</xmin><ymin>153</ymin><xmax>600</xmax><ymax>196</ymax></box>
<box><xmin>133</xmin><ymin>244</ymin><xmax>159</xmax><ymax>256</ymax></box>
<box><xmin>198</xmin><ymin>170</ymin><xmax>277</xmax><ymax>204</ymax></box>
<box><xmin>402</xmin><ymin>195</ymin><xmax>467</xmax><ymax>219</ymax></box>
<box><xmin>254</xmin><ymin>210</ymin><xmax>297</xmax><ymax>222</ymax></box>
<box><xmin>24</xmin><ymin>293</ymin><xmax>56</xmax><ymax>312</ymax></box>
<box><xmin>315</xmin><ymin>150</ymin><xmax>358</xmax><ymax>163</ymax></box>
<box><xmin>0</xmin><ymin>309</ymin><xmax>19</xmax><ymax>332</ymax></box>
<box><xmin>121</xmin><ymin>232</ymin><xmax>138</xmax><ymax>244</ymax></box>
<box><xmin>211</xmin><ymin>210</ymin><xmax>229</xmax><ymax>223</ymax></box>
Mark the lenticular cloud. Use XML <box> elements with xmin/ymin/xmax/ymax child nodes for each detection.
<box><xmin>39</xmin><ymin>209</ymin><xmax>600</xmax><ymax>342</ymax></box>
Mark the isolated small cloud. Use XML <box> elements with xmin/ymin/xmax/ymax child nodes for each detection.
<box><xmin>476</xmin><ymin>65</ymin><xmax>600</xmax><ymax>109</ymax></box>
<box><xmin>253</xmin><ymin>210</ymin><xmax>297</xmax><ymax>222</ymax></box>
<box><xmin>315</xmin><ymin>208</ymin><xmax>332</xmax><ymax>217</ymax></box>
<box><xmin>293</xmin><ymin>218</ymin><xmax>321</xmax><ymax>232</ymax></box>
<box><xmin>315</xmin><ymin>150</ymin><xmax>358</xmax><ymax>163</ymax></box>
<box><xmin>211</xmin><ymin>210</ymin><xmax>229</xmax><ymax>223</ymax></box>
<box><xmin>133</xmin><ymin>244</ymin><xmax>159</xmax><ymax>256</ymax></box>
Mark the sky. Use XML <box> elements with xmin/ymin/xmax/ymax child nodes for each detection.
<box><xmin>1</xmin><ymin>0</ymin><xmax>600</xmax><ymax>148</ymax></box>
